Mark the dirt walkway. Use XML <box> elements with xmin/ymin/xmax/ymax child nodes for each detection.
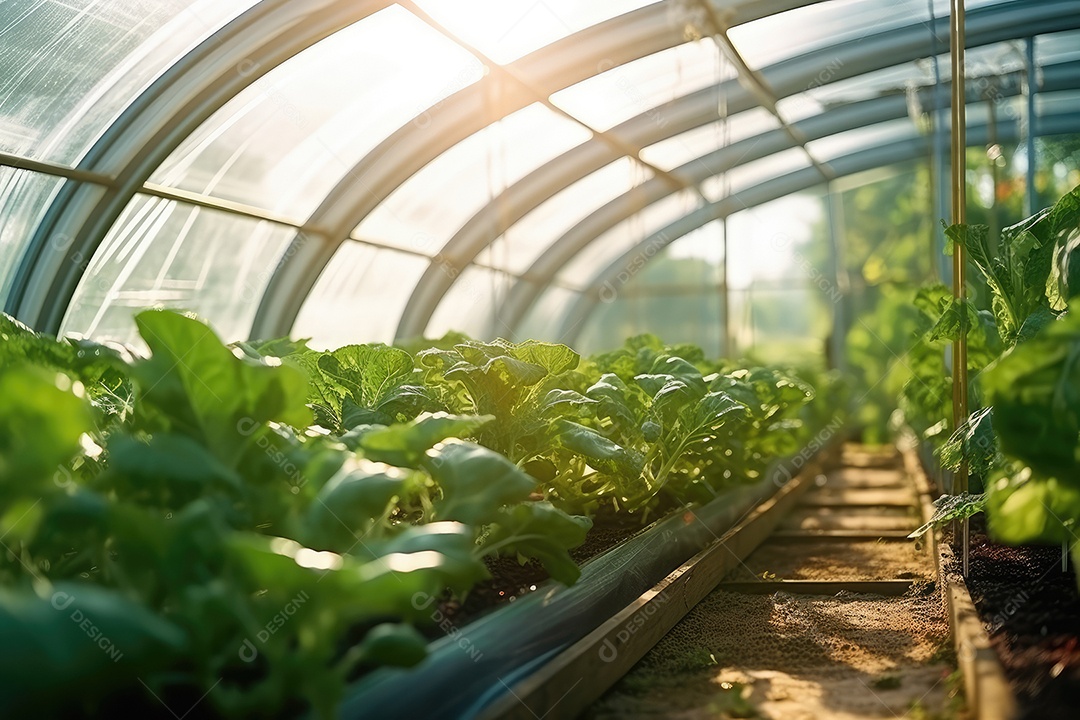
<box><xmin>585</xmin><ymin>444</ymin><xmax>963</xmax><ymax>719</ymax></box>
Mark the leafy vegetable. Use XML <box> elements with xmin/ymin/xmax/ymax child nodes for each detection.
<box><xmin>0</xmin><ymin>307</ymin><xmax>827</xmax><ymax>718</ymax></box>
<box><xmin>981</xmin><ymin>313</ymin><xmax>1080</xmax><ymax>479</ymax></box>
<box><xmin>908</xmin><ymin>492</ymin><xmax>987</xmax><ymax>539</ymax></box>
<box><xmin>945</xmin><ymin>185</ymin><xmax>1080</xmax><ymax>347</ymax></box>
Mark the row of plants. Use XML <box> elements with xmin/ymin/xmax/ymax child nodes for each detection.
<box><xmin>0</xmin><ymin>309</ymin><xmax>830</xmax><ymax>718</ymax></box>
<box><xmin>886</xmin><ymin>185</ymin><xmax>1080</xmax><ymax>577</ymax></box>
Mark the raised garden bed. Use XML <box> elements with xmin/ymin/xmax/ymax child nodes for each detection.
<box><xmin>944</xmin><ymin>521</ymin><xmax>1079</xmax><ymax>720</ymax></box>
<box><xmin>907</xmin><ymin>443</ymin><xmax>1080</xmax><ymax>719</ymax></box>
<box><xmin>337</xmin><ymin>444</ymin><xmax>840</xmax><ymax>719</ymax></box>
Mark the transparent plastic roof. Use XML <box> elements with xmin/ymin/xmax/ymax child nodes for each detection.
<box><xmin>149</xmin><ymin>6</ymin><xmax>484</xmax><ymax>221</ymax></box>
<box><xmin>550</xmin><ymin>38</ymin><xmax>736</xmax><ymax>132</ymax></box>
<box><xmin>1</xmin><ymin>0</ymin><xmax>1078</xmax><ymax>349</ymax></box>
<box><xmin>354</xmin><ymin>102</ymin><xmax>590</xmax><ymax>254</ymax></box>
<box><xmin>639</xmin><ymin>108</ymin><xmax>781</xmax><ymax>171</ymax></box>
<box><xmin>411</xmin><ymin>0</ymin><xmax>657</xmax><ymax>65</ymax></box>
<box><xmin>0</xmin><ymin>0</ymin><xmax>259</xmax><ymax>165</ymax></box>
<box><xmin>0</xmin><ymin>168</ymin><xmax>63</xmax><ymax>298</ymax></box>
<box><xmin>556</xmin><ymin>189</ymin><xmax>701</xmax><ymax>287</ymax></box>
<box><xmin>61</xmin><ymin>194</ymin><xmax>294</xmax><ymax>343</ymax></box>
<box><xmin>495</xmin><ymin>156</ymin><xmax>653</xmax><ymax>275</ymax></box>
<box><xmin>293</xmin><ymin>242</ymin><xmax>429</xmax><ymax>349</ymax></box>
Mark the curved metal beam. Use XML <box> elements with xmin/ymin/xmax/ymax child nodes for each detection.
<box><xmin>498</xmin><ymin>54</ymin><xmax>1080</xmax><ymax>335</ymax></box>
<box><xmin>250</xmin><ymin>0</ymin><xmax>840</xmax><ymax>339</ymax></box>
<box><xmin>393</xmin><ymin>0</ymin><xmax>1079</xmax><ymax>341</ymax></box>
<box><xmin>12</xmin><ymin>0</ymin><xmax>394</xmax><ymax>332</ymax></box>
<box><xmin>554</xmin><ymin>111</ymin><xmax>1080</xmax><ymax>346</ymax></box>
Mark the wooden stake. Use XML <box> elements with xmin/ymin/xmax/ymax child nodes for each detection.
<box><xmin>950</xmin><ymin>0</ymin><xmax>970</xmax><ymax>578</ymax></box>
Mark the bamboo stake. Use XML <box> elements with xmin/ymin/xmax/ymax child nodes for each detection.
<box><xmin>950</xmin><ymin>0</ymin><xmax>970</xmax><ymax>577</ymax></box>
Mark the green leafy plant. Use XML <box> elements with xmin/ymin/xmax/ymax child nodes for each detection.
<box><xmin>945</xmin><ymin>185</ymin><xmax>1080</xmax><ymax>347</ymax></box>
<box><xmin>0</xmin><ymin>308</ymin><xmax>829</xmax><ymax>717</ymax></box>
<box><xmin>908</xmin><ymin>492</ymin><xmax>987</xmax><ymax>539</ymax></box>
<box><xmin>901</xmin><ymin>185</ymin><xmax>1080</xmax><ymax>587</ymax></box>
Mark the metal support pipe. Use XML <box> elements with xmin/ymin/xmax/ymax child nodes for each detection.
<box><xmin>555</xmin><ymin>110</ymin><xmax>1080</xmax><ymax>347</ymax></box>
<box><xmin>950</xmin><ymin>0</ymin><xmax>971</xmax><ymax>576</ymax></box>
<box><xmin>826</xmin><ymin>186</ymin><xmax>848</xmax><ymax>371</ymax></box>
<box><xmin>930</xmin><ymin>0</ymin><xmax>952</xmax><ymax>282</ymax></box>
<box><xmin>1026</xmin><ymin>37</ymin><xmax>1038</xmax><ymax>216</ymax></box>
<box><xmin>722</xmin><ymin>217</ymin><xmax>731</xmax><ymax>357</ymax></box>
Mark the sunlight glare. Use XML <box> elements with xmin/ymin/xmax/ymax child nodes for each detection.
<box><xmin>412</xmin><ymin>0</ymin><xmax>658</xmax><ymax>65</ymax></box>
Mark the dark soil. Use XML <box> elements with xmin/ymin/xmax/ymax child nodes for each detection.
<box><xmin>949</xmin><ymin>517</ymin><xmax>1080</xmax><ymax>719</ymax></box>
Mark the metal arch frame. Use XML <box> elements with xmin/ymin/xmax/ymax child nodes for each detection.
<box><xmin>249</xmin><ymin>0</ymin><xmax>840</xmax><ymax>339</ymax></box>
<box><xmin>490</xmin><ymin>1</ymin><xmax>1080</xmax><ymax>338</ymax></box>
<box><xmin>498</xmin><ymin>52</ymin><xmax>1080</xmax><ymax>335</ymax></box>
<box><xmin>388</xmin><ymin>0</ymin><xmax>1077</xmax><ymax>341</ymax></box>
<box><xmin>553</xmin><ymin>110</ymin><xmax>1080</xmax><ymax>347</ymax></box>
<box><xmin>10</xmin><ymin>0</ymin><xmax>395</xmax><ymax>333</ymax></box>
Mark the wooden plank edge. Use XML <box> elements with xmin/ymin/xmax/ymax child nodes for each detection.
<box><xmin>769</xmin><ymin>530</ymin><xmax>913</xmax><ymax>542</ymax></box>
<box><xmin>798</xmin><ymin>499</ymin><xmax>920</xmax><ymax>509</ymax></box>
<box><xmin>476</xmin><ymin>459</ymin><xmax>828</xmax><ymax>720</ymax></box>
<box><xmin>901</xmin><ymin>441</ymin><xmax>1018</xmax><ymax>720</ymax></box>
<box><xmin>716</xmin><ymin>579</ymin><xmax>919</xmax><ymax>596</ymax></box>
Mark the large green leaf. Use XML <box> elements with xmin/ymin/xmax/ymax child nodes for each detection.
<box><xmin>319</xmin><ymin>345</ymin><xmax>414</xmax><ymax>407</ymax></box>
<box><xmin>483</xmin><ymin>502</ymin><xmax>592</xmax><ymax>585</ymax></box>
<box><xmin>356</xmin><ymin>413</ymin><xmax>494</xmax><ymax>468</ymax></box>
<box><xmin>317</xmin><ymin>344</ymin><xmax>429</xmax><ymax>428</ymax></box>
<box><xmin>554</xmin><ymin>419</ymin><xmax>644</xmax><ymax>478</ymax></box>
<box><xmin>935</xmin><ymin>406</ymin><xmax>999</xmax><ymax>479</ymax></box>
<box><xmin>908</xmin><ymin>492</ymin><xmax>986</xmax><ymax>539</ymax></box>
<box><xmin>423</xmin><ymin>440</ymin><xmax>536</xmax><ymax>525</ymax></box>
<box><xmin>0</xmin><ymin>583</ymin><xmax>186</xmax><ymax>716</ymax></box>
<box><xmin>946</xmin><ymin>185</ymin><xmax>1080</xmax><ymax>346</ymax></box>
<box><xmin>446</xmin><ymin>355</ymin><xmax>547</xmax><ymax>390</ymax></box>
<box><xmin>981</xmin><ymin>313</ymin><xmax>1080</xmax><ymax>478</ymax></box>
<box><xmin>652</xmin><ymin>378</ymin><xmax>704</xmax><ymax>425</ymax></box>
<box><xmin>353</xmin><ymin>623</ymin><xmax>428</xmax><ymax>668</ymax></box>
<box><xmin>303</xmin><ymin>459</ymin><xmax>409</xmax><ymax>551</ymax></box>
<box><xmin>683</xmin><ymin>391</ymin><xmax>747</xmax><ymax>442</ymax></box>
<box><xmin>538</xmin><ymin>389</ymin><xmax>597</xmax><ymax>416</ymax></box>
<box><xmin>987</xmin><ymin>467</ymin><xmax>1080</xmax><ymax>545</ymax></box>
<box><xmin>228</xmin><ymin>531</ymin><xmax>485</xmax><ymax>620</ymax></box>
<box><xmin>355</xmin><ymin>522</ymin><xmax>489</xmax><ymax>594</ymax></box>
<box><xmin>106</xmin><ymin>433</ymin><xmax>244</xmax><ymax>504</ymax></box>
<box><xmin>511</xmin><ymin>340</ymin><xmax>580</xmax><ymax>376</ymax></box>
<box><xmin>0</xmin><ymin>367</ymin><xmax>92</xmax><ymax>493</ymax></box>
<box><xmin>132</xmin><ymin>310</ymin><xmax>312</xmax><ymax>465</ymax></box>
<box><xmin>585</xmin><ymin>374</ymin><xmax>641</xmax><ymax>435</ymax></box>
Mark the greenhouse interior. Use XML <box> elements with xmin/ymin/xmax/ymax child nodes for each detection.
<box><xmin>2</xmin><ymin>0</ymin><xmax>1080</xmax><ymax>717</ymax></box>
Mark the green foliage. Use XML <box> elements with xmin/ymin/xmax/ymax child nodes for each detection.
<box><xmin>896</xmin><ymin>185</ymin><xmax>1080</xmax><ymax>588</ymax></box>
<box><xmin>981</xmin><ymin>312</ymin><xmax>1080</xmax><ymax>479</ymax></box>
<box><xmin>482</xmin><ymin>502</ymin><xmax>592</xmax><ymax>585</ymax></box>
<box><xmin>845</xmin><ymin>286</ymin><xmax>929</xmax><ymax>443</ymax></box>
<box><xmin>0</xmin><ymin>309</ymin><xmax>829</xmax><ymax>717</ymax></box>
<box><xmin>936</xmin><ymin>407</ymin><xmax>998</xmax><ymax>483</ymax></box>
<box><xmin>0</xmin><ymin>366</ymin><xmax>93</xmax><ymax>495</ymax></box>
<box><xmin>424</xmin><ymin>440</ymin><xmax>537</xmax><ymax>525</ymax></box>
<box><xmin>908</xmin><ymin>492</ymin><xmax>987</xmax><ymax>539</ymax></box>
<box><xmin>986</xmin><ymin>466</ymin><xmax>1080</xmax><ymax>546</ymax></box>
<box><xmin>945</xmin><ymin>185</ymin><xmax>1080</xmax><ymax>347</ymax></box>
<box><xmin>416</xmin><ymin>338</ymin><xmax>588</xmax><ymax>462</ymax></box>
<box><xmin>349</xmin><ymin>412</ymin><xmax>495</xmax><ymax>467</ymax></box>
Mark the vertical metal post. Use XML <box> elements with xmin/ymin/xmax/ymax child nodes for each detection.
<box><xmin>930</xmin><ymin>0</ymin><xmax>951</xmax><ymax>283</ymax></box>
<box><xmin>722</xmin><ymin>216</ymin><xmax>731</xmax><ymax>357</ymax></box>
<box><xmin>826</xmin><ymin>184</ymin><xmax>847</xmax><ymax>370</ymax></box>
<box><xmin>950</xmin><ymin>0</ymin><xmax>971</xmax><ymax>577</ymax></box>
<box><xmin>987</xmin><ymin>92</ymin><xmax>1000</xmax><ymax>252</ymax></box>
<box><xmin>1025</xmin><ymin>37</ymin><xmax>1038</xmax><ymax>217</ymax></box>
